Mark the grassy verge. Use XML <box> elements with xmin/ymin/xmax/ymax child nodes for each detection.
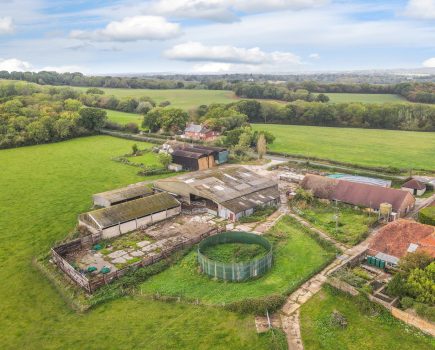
<box><xmin>140</xmin><ymin>215</ymin><xmax>337</xmax><ymax>305</ymax></box>
<box><xmin>300</xmin><ymin>285</ymin><xmax>435</xmax><ymax>350</ymax></box>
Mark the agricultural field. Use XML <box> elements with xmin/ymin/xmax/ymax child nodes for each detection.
<box><xmin>324</xmin><ymin>93</ymin><xmax>405</xmax><ymax>103</ymax></box>
<box><xmin>0</xmin><ymin>136</ymin><xmax>271</xmax><ymax>350</ymax></box>
<box><xmin>104</xmin><ymin>109</ymin><xmax>144</xmax><ymax>127</ymax></box>
<box><xmin>252</xmin><ymin>124</ymin><xmax>435</xmax><ymax>171</ymax></box>
<box><xmin>292</xmin><ymin>201</ymin><xmax>377</xmax><ymax>245</ymax></box>
<box><xmin>140</xmin><ymin>216</ymin><xmax>336</xmax><ymax>303</ymax></box>
<box><xmin>74</xmin><ymin>86</ymin><xmax>237</xmax><ymax>110</ymax></box>
<box><xmin>300</xmin><ymin>286</ymin><xmax>435</xmax><ymax>350</ymax></box>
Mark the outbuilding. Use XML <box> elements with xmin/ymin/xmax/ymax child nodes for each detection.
<box><xmin>92</xmin><ymin>183</ymin><xmax>153</xmax><ymax>208</ymax></box>
<box><xmin>79</xmin><ymin>192</ymin><xmax>181</xmax><ymax>238</ymax></box>
<box><xmin>171</xmin><ymin>149</ymin><xmax>210</xmax><ymax>171</ymax></box>
<box><xmin>401</xmin><ymin>179</ymin><xmax>426</xmax><ymax>196</ymax></box>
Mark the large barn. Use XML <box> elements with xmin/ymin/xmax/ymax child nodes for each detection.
<box><xmin>301</xmin><ymin>174</ymin><xmax>415</xmax><ymax>217</ymax></box>
<box><xmin>79</xmin><ymin>192</ymin><xmax>181</xmax><ymax>238</ymax></box>
<box><xmin>154</xmin><ymin>166</ymin><xmax>280</xmax><ymax>221</ymax></box>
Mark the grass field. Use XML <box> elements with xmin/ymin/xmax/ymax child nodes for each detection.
<box><xmin>105</xmin><ymin>109</ymin><xmax>144</xmax><ymax>127</ymax></box>
<box><xmin>293</xmin><ymin>202</ymin><xmax>376</xmax><ymax>245</ymax></box>
<box><xmin>325</xmin><ymin>93</ymin><xmax>405</xmax><ymax>103</ymax></box>
<box><xmin>140</xmin><ymin>216</ymin><xmax>336</xmax><ymax>304</ymax></box>
<box><xmin>252</xmin><ymin>124</ymin><xmax>435</xmax><ymax>170</ymax></box>
<box><xmin>74</xmin><ymin>87</ymin><xmax>236</xmax><ymax>110</ymax></box>
<box><xmin>128</xmin><ymin>151</ymin><xmax>162</xmax><ymax>167</ymax></box>
<box><xmin>0</xmin><ymin>136</ymin><xmax>271</xmax><ymax>350</ymax></box>
<box><xmin>300</xmin><ymin>286</ymin><xmax>434</xmax><ymax>350</ymax></box>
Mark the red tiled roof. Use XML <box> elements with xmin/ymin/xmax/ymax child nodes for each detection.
<box><xmin>301</xmin><ymin>174</ymin><xmax>415</xmax><ymax>213</ymax></box>
<box><xmin>401</xmin><ymin>179</ymin><xmax>426</xmax><ymax>190</ymax></box>
<box><xmin>369</xmin><ymin>219</ymin><xmax>435</xmax><ymax>259</ymax></box>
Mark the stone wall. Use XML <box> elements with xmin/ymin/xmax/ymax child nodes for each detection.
<box><xmin>391</xmin><ymin>307</ymin><xmax>435</xmax><ymax>337</ymax></box>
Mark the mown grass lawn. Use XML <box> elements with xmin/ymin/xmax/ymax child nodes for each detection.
<box><xmin>140</xmin><ymin>216</ymin><xmax>336</xmax><ymax>303</ymax></box>
<box><xmin>127</xmin><ymin>151</ymin><xmax>162</xmax><ymax>167</ymax></box>
<box><xmin>325</xmin><ymin>93</ymin><xmax>405</xmax><ymax>103</ymax></box>
<box><xmin>252</xmin><ymin>124</ymin><xmax>435</xmax><ymax>170</ymax></box>
<box><xmin>300</xmin><ymin>286</ymin><xmax>435</xmax><ymax>350</ymax></box>
<box><xmin>292</xmin><ymin>201</ymin><xmax>376</xmax><ymax>245</ymax></box>
<box><xmin>74</xmin><ymin>87</ymin><xmax>237</xmax><ymax>110</ymax></box>
<box><xmin>0</xmin><ymin>136</ymin><xmax>269</xmax><ymax>350</ymax></box>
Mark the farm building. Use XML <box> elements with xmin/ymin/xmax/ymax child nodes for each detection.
<box><xmin>367</xmin><ymin>219</ymin><xmax>435</xmax><ymax>266</ymax></box>
<box><xmin>171</xmin><ymin>149</ymin><xmax>210</xmax><ymax>171</ymax></box>
<box><xmin>154</xmin><ymin>166</ymin><xmax>280</xmax><ymax>221</ymax></box>
<box><xmin>401</xmin><ymin>179</ymin><xmax>426</xmax><ymax>196</ymax></box>
<box><xmin>184</xmin><ymin>123</ymin><xmax>219</xmax><ymax>141</ymax></box>
<box><xmin>327</xmin><ymin>173</ymin><xmax>391</xmax><ymax>188</ymax></box>
<box><xmin>92</xmin><ymin>183</ymin><xmax>153</xmax><ymax>208</ymax></box>
<box><xmin>191</xmin><ymin>145</ymin><xmax>229</xmax><ymax>164</ymax></box>
<box><xmin>301</xmin><ymin>174</ymin><xmax>415</xmax><ymax>217</ymax></box>
<box><xmin>79</xmin><ymin>192</ymin><xmax>181</xmax><ymax>238</ymax></box>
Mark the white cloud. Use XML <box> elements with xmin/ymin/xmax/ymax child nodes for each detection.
<box><xmin>193</xmin><ymin>62</ymin><xmax>233</xmax><ymax>72</ymax></box>
<box><xmin>0</xmin><ymin>58</ymin><xmax>86</xmax><ymax>73</ymax></box>
<box><xmin>165</xmin><ymin>41</ymin><xmax>301</xmax><ymax>65</ymax></box>
<box><xmin>71</xmin><ymin>16</ymin><xmax>181</xmax><ymax>42</ymax></box>
<box><xmin>234</xmin><ymin>0</ymin><xmax>329</xmax><ymax>13</ymax></box>
<box><xmin>0</xmin><ymin>58</ymin><xmax>31</xmax><ymax>71</ymax></box>
<box><xmin>405</xmin><ymin>0</ymin><xmax>435</xmax><ymax>20</ymax></box>
<box><xmin>0</xmin><ymin>17</ymin><xmax>14</xmax><ymax>34</ymax></box>
<box><xmin>309</xmin><ymin>53</ymin><xmax>320</xmax><ymax>59</ymax></box>
<box><xmin>422</xmin><ymin>57</ymin><xmax>435</xmax><ymax>67</ymax></box>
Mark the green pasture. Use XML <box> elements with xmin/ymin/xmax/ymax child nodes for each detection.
<box><xmin>105</xmin><ymin>109</ymin><xmax>144</xmax><ymax>127</ymax></box>
<box><xmin>0</xmin><ymin>136</ymin><xmax>269</xmax><ymax>350</ymax></box>
<box><xmin>74</xmin><ymin>87</ymin><xmax>237</xmax><ymax>110</ymax></box>
<box><xmin>140</xmin><ymin>216</ymin><xmax>336</xmax><ymax>304</ymax></box>
<box><xmin>252</xmin><ymin>124</ymin><xmax>435</xmax><ymax>170</ymax></box>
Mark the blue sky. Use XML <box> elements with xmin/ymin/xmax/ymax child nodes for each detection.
<box><xmin>0</xmin><ymin>0</ymin><xmax>434</xmax><ymax>74</ymax></box>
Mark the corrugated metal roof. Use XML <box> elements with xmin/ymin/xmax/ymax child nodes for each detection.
<box><xmin>172</xmin><ymin>149</ymin><xmax>207</xmax><ymax>159</ymax></box>
<box><xmin>85</xmin><ymin>192</ymin><xmax>180</xmax><ymax>228</ymax></box>
<box><xmin>221</xmin><ymin>187</ymin><xmax>280</xmax><ymax>213</ymax></box>
<box><xmin>154</xmin><ymin>166</ymin><xmax>278</xmax><ymax>204</ymax></box>
<box><xmin>185</xmin><ymin>124</ymin><xmax>209</xmax><ymax>133</ymax></box>
<box><xmin>93</xmin><ymin>184</ymin><xmax>153</xmax><ymax>204</ymax></box>
<box><xmin>327</xmin><ymin>174</ymin><xmax>391</xmax><ymax>188</ymax></box>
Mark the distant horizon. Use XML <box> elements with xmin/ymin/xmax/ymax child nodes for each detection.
<box><xmin>1</xmin><ymin>1</ymin><xmax>435</xmax><ymax>74</ymax></box>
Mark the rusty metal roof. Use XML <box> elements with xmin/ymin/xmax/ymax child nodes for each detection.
<box><xmin>401</xmin><ymin>179</ymin><xmax>426</xmax><ymax>190</ymax></box>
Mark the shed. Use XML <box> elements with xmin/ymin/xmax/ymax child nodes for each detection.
<box><xmin>401</xmin><ymin>179</ymin><xmax>426</xmax><ymax>196</ymax></box>
<box><xmin>171</xmin><ymin>149</ymin><xmax>209</xmax><ymax>171</ymax></box>
<box><xmin>79</xmin><ymin>192</ymin><xmax>181</xmax><ymax>238</ymax></box>
<box><xmin>92</xmin><ymin>183</ymin><xmax>153</xmax><ymax>207</ymax></box>
<box><xmin>192</xmin><ymin>145</ymin><xmax>229</xmax><ymax>164</ymax></box>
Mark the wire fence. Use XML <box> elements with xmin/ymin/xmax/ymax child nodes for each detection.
<box><xmin>197</xmin><ymin>231</ymin><xmax>273</xmax><ymax>282</ymax></box>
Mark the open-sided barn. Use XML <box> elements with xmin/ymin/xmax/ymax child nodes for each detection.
<box><xmin>92</xmin><ymin>183</ymin><xmax>153</xmax><ymax>207</ymax></box>
<box><xmin>79</xmin><ymin>192</ymin><xmax>181</xmax><ymax>238</ymax></box>
<box><xmin>302</xmin><ymin>174</ymin><xmax>415</xmax><ymax>217</ymax></box>
<box><xmin>154</xmin><ymin>166</ymin><xmax>280</xmax><ymax>221</ymax></box>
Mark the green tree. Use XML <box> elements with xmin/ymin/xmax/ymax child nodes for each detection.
<box><xmin>406</xmin><ymin>262</ymin><xmax>435</xmax><ymax>304</ymax></box>
<box><xmin>160</xmin><ymin>108</ymin><xmax>189</xmax><ymax>132</ymax></box>
<box><xmin>158</xmin><ymin>153</ymin><xmax>172</xmax><ymax>168</ymax></box>
<box><xmin>64</xmin><ymin>99</ymin><xmax>82</xmax><ymax>111</ymax></box>
<box><xmin>142</xmin><ymin>108</ymin><xmax>162</xmax><ymax>132</ymax></box>
<box><xmin>78</xmin><ymin>107</ymin><xmax>107</xmax><ymax>131</ymax></box>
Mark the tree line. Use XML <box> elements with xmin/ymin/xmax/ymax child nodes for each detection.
<box><xmin>196</xmin><ymin>100</ymin><xmax>435</xmax><ymax>131</ymax></box>
<box><xmin>0</xmin><ymin>81</ymin><xmax>107</xmax><ymax>149</ymax></box>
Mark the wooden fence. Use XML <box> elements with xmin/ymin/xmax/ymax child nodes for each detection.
<box><xmin>52</xmin><ymin>227</ymin><xmax>221</xmax><ymax>293</ymax></box>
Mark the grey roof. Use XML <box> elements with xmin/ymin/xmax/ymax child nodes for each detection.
<box><xmin>375</xmin><ymin>252</ymin><xmax>399</xmax><ymax>265</ymax></box>
<box><xmin>172</xmin><ymin>149</ymin><xmax>207</xmax><ymax>159</ymax></box>
<box><xmin>93</xmin><ymin>183</ymin><xmax>153</xmax><ymax>204</ymax></box>
<box><xmin>83</xmin><ymin>192</ymin><xmax>180</xmax><ymax>228</ymax></box>
<box><xmin>327</xmin><ymin>174</ymin><xmax>391</xmax><ymax>188</ymax></box>
<box><xmin>221</xmin><ymin>186</ymin><xmax>280</xmax><ymax>213</ymax></box>
<box><xmin>185</xmin><ymin>124</ymin><xmax>209</xmax><ymax>133</ymax></box>
<box><xmin>154</xmin><ymin>166</ymin><xmax>278</xmax><ymax>204</ymax></box>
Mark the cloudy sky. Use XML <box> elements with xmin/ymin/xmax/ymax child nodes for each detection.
<box><xmin>0</xmin><ymin>0</ymin><xmax>434</xmax><ymax>74</ymax></box>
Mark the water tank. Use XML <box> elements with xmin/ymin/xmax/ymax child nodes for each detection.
<box><xmin>380</xmin><ymin>203</ymin><xmax>392</xmax><ymax>216</ymax></box>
